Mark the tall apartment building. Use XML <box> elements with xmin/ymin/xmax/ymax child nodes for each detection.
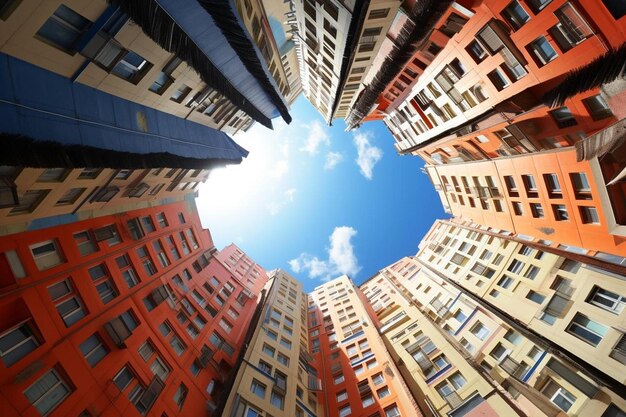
<box><xmin>222</xmin><ymin>269</ymin><xmax>322</xmax><ymax>417</ymax></box>
<box><xmin>424</xmin><ymin>145</ymin><xmax>626</xmax><ymax>257</ymax></box>
<box><xmin>0</xmin><ymin>0</ymin><xmax>292</xmax><ymax>134</ymax></box>
<box><xmin>258</xmin><ymin>0</ymin><xmax>304</xmax><ymax>105</ymax></box>
<box><xmin>398</xmin><ymin>217</ymin><xmax>626</xmax><ymax>416</ymax></box>
<box><xmin>0</xmin><ymin>167</ymin><xmax>217</xmax><ymax>235</ymax></box>
<box><xmin>0</xmin><ymin>199</ymin><xmax>269</xmax><ymax>417</ymax></box>
<box><xmin>340</xmin><ymin>0</ymin><xmax>626</xmax><ymax>258</ymax></box>
<box><xmin>345</xmin><ymin>0</ymin><xmax>475</xmax><ymax>128</ymax></box>
<box><xmin>308</xmin><ymin>274</ymin><xmax>424</xmax><ymax>417</ymax></box>
<box><xmin>291</xmin><ymin>0</ymin><xmax>402</xmax><ymax>123</ymax></box>
<box><xmin>361</xmin><ymin>253</ymin><xmax>626</xmax><ymax>417</ymax></box>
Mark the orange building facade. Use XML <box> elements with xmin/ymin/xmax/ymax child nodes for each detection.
<box><xmin>308</xmin><ymin>275</ymin><xmax>423</xmax><ymax>417</ymax></box>
<box><xmin>426</xmin><ymin>146</ymin><xmax>626</xmax><ymax>260</ymax></box>
<box><xmin>347</xmin><ymin>0</ymin><xmax>626</xmax><ymax>259</ymax></box>
<box><xmin>0</xmin><ymin>200</ymin><xmax>268</xmax><ymax>417</ymax></box>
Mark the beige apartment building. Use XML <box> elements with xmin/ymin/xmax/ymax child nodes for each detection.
<box><xmin>291</xmin><ymin>0</ymin><xmax>400</xmax><ymax>123</ymax></box>
<box><xmin>360</xmin><ymin>261</ymin><xmax>522</xmax><ymax>417</ymax></box>
<box><xmin>308</xmin><ymin>274</ymin><xmax>423</xmax><ymax>417</ymax></box>
<box><xmin>222</xmin><ymin>269</ymin><xmax>323</xmax><ymax>417</ymax></box>
<box><xmin>330</xmin><ymin>0</ymin><xmax>401</xmax><ymax>121</ymax></box>
<box><xmin>0</xmin><ymin>0</ymin><xmax>297</xmax><ymax>135</ymax></box>
<box><xmin>0</xmin><ymin>166</ymin><xmax>211</xmax><ymax>234</ymax></box>
<box><xmin>261</xmin><ymin>0</ymin><xmax>304</xmax><ymax>105</ymax></box>
<box><xmin>411</xmin><ymin>218</ymin><xmax>626</xmax><ymax>416</ymax></box>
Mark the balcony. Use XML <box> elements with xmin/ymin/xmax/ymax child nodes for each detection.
<box><xmin>104</xmin><ymin>317</ymin><xmax>132</xmax><ymax>347</ymax></box>
<box><xmin>379</xmin><ymin>311</ymin><xmax>408</xmax><ymax>333</ymax></box>
<box><xmin>429</xmin><ymin>298</ymin><xmax>449</xmax><ymax>319</ymax></box>
<box><xmin>358</xmin><ymin>380</ymin><xmax>372</xmax><ymax>395</ymax></box>
<box><xmin>444</xmin><ymin>391</ymin><xmax>463</xmax><ymax>409</ymax></box>
<box><xmin>499</xmin><ymin>355</ymin><xmax>527</xmax><ymax>378</ymax></box>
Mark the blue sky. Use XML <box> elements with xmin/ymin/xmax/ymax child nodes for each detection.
<box><xmin>197</xmin><ymin>96</ymin><xmax>447</xmax><ymax>292</ymax></box>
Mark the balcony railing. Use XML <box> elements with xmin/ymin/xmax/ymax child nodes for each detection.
<box><xmin>499</xmin><ymin>355</ymin><xmax>526</xmax><ymax>378</ymax></box>
<box><xmin>444</xmin><ymin>391</ymin><xmax>463</xmax><ymax>409</ymax></box>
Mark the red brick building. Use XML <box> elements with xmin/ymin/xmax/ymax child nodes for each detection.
<box><xmin>0</xmin><ymin>200</ymin><xmax>267</xmax><ymax>417</ymax></box>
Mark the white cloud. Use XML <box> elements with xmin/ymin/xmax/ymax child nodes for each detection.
<box><xmin>300</xmin><ymin>120</ymin><xmax>330</xmax><ymax>155</ymax></box>
<box><xmin>267</xmin><ymin>188</ymin><xmax>297</xmax><ymax>215</ymax></box>
<box><xmin>353</xmin><ymin>132</ymin><xmax>383</xmax><ymax>180</ymax></box>
<box><xmin>324</xmin><ymin>151</ymin><xmax>343</xmax><ymax>170</ymax></box>
<box><xmin>289</xmin><ymin>226</ymin><xmax>361</xmax><ymax>281</ymax></box>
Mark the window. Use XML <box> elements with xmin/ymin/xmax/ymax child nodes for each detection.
<box><xmin>136</xmin><ymin>246</ymin><xmax>157</xmax><ymax>276</ymax></box>
<box><xmin>116</xmin><ymin>254</ymin><xmax>139</xmax><ymax>288</ymax></box>
<box><xmin>552</xmin><ymin>204</ymin><xmax>569</xmax><ymax>221</ymax></box>
<box><xmin>78</xmin><ymin>168</ymin><xmax>101</xmax><ymax>179</ymax></box>
<box><xmin>251</xmin><ymin>379</ymin><xmax>266</xmax><ymax>398</ymax></box>
<box><xmin>570</xmin><ymin>173</ymin><xmax>591</xmax><ymax>199</ymax></box>
<box><xmin>497</xmin><ymin>275</ymin><xmax>514</xmax><ymax>289</ymax></box>
<box><xmin>280</xmin><ymin>338</ymin><xmax>291</xmax><ymax>350</ymax></box>
<box><xmin>522</xmin><ymin>175</ymin><xmax>538</xmax><ymax>196</ymax></box>
<box><xmin>334</xmin><ymin>374</ymin><xmax>345</xmax><ymax>384</ymax></box>
<box><xmin>111</xmin><ymin>51</ymin><xmax>152</xmax><ymax>84</ymax></box>
<box><xmin>502</xmin><ymin>1</ymin><xmax>530</xmax><ymax>29</ymax></box>
<box><xmin>488</xmin><ymin>68</ymin><xmax>510</xmax><ymax>91</ymax></box>
<box><xmin>467</xmin><ymin>40</ymin><xmax>488</xmax><ymax>62</ymax></box>
<box><xmin>156</xmin><ymin>213</ymin><xmax>168</xmax><ymax>228</ymax></box>
<box><xmin>94</xmin><ymin>224</ymin><xmax>121</xmax><ymax>246</ymax></box>
<box><xmin>491</xmin><ymin>343</ymin><xmax>509</xmax><ymax>361</ymax></box>
<box><xmin>588</xmin><ymin>286</ymin><xmax>625</xmax><ymax>314</ymax></box>
<box><xmin>512</xmin><ymin>201</ymin><xmax>523</xmax><ymax>215</ymax></box>
<box><xmin>530</xmin><ymin>203</ymin><xmax>544</xmax><ymax>218</ymax></box>
<box><xmin>377</xmin><ymin>387</ymin><xmax>391</xmax><ymax>399</ymax></box>
<box><xmin>362</xmin><ymin>395</ymin><xmax>375</xmax><ymax>408</ymax></box>
<box><xmin>48</xmin><ymin>279</ymin><xmax>86</xmax><ymax>327</ymax></box>
<box><xmin>580</xmin><ymin>206</ymin><xmax>599</xmax><ymax>224</ymax></box>
<box><xmin>262</xmin><ymin>344</ymin><xmax>275</xmax><ymax>357</ymax></box>
<box><xmin>549</xmin><ymin>107</ymin><xmax>577</xmax><ymax>127</ymax></box>
<box><xmin>277</xmin><ymin>352</ymin><xmax>289</xmax><ymax>366</ymax></box>
<box><xmin>74</xmin><ymin>231</ymin><xmax>98</xmax><ymax>256</ymax></box>
<box><xmin>544</xmin><ymin>173</ymin><xmax>562</xmax><ymax>195</ymax></box>
<box><xmin>56</xmin><ymin>187</ymin><xmax>85</xmax><ymax>206</ymax></box>
<box><xmin>270</xmin><ymin>390</ymin><xmax>285</xmax><ymax>410</ymax></box>
<box><xmin>508</xmin><ymin>260</ymin><xmax>525</xmax><ymax>274</ymax></box>
<box><xmin>339</xmin><ymin>404</ymin><xmax>352</xmax><ymax>417</ymax></box>
<box><xmin>173</xmin><ymin>383</ymin><xmax>188</xmax><ymax>410</ymax></box>
<box><xmin>470</xmin><ymin>322</ymin><xmax>490</xmax><ymax>340</ymax></box>
<box><xmin>160</xmin><ymin>321</ymin><xmax>186</xmax><ymax>356</ymax></box>
<box><xmin>89</xmin><ymin>264</ymin><xmax>118</xmax><ymax>304</ymax></box>
<box><xmin>580</xmin><ymin>94</ymin><xmax>613</xmax><ymax>120</ymax></box>
<box><xmin>529</xmin><ymin>36</ymin><xmax>558</xmax><ymax>65</ymax></box>
<box><xmin>527</xmin><ymin>0</ymin><xmax>552</xmax><ymax>13</ymax></box>
<box><xmin>528</xmin><ymin>346</ymin><xmax>543</xmax><ymax>361</ymax></box>
<box><xmin>369</xmin><ymin>8</ymin><xmax>389</xmax><ymax>19</ymax></box>
<box><xmin>170</xmin><ymin>84</ymin><xmax>192</xmax><ymax>103</ymax></box>
<box><xmin>385</xmin><ymin>404</ymin><xmax>401</xmax><ymax>417</ymax></box>
<box><xmin>24</xmin><ymin>368</ymin><xmax>72</xmax><ymax>415</ymax></box>
<box><xmin>79</xmin><ymin>333</ymin><xmax>108</xmax><ymax>367</ymax></box>
<box><xmin>449</xmin><ymin>372</ymin><xmax>467</xmax><ymax>389</ymax></box>
<box><xmin>542</xmin><ymin>379</ymin><xmax>576</xmax><ymax>412</ymax></box>
<box><xmin>526</xmin><ymin>290</ymin><xmax>545</xmax><ymax>304</ymax></box>
<box><xmin>30</xmin><ymin>240</ymin><xmax>64</xmax><ymax>270</ymax></box>
<box><xmin>36</xmin><ymin>5</ymin><xmax>91</xmax><ymax>54</ymax></box>
<box><xmin>11</xmin><ymin>189</ymin><xmax>50</xmax><ymax>214</ymax></box>
<box><xmin>525</xmin><ymin>265</ymin><xmax>540</xmax><ymax>280</ymax></box>
<box><xmin>567</xmin><ymin>313</ymin><xmax>608</xmax><ymax>346</ymax></box>
<box><xmin>0</xmin><ymin>321</ymin><xmax>40</xmax><ymax>366</ymax></box>
<box><xmin>336</xmin><ymin>390</ymin><xmax>348</xmax><ymax>402</ymax></box>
